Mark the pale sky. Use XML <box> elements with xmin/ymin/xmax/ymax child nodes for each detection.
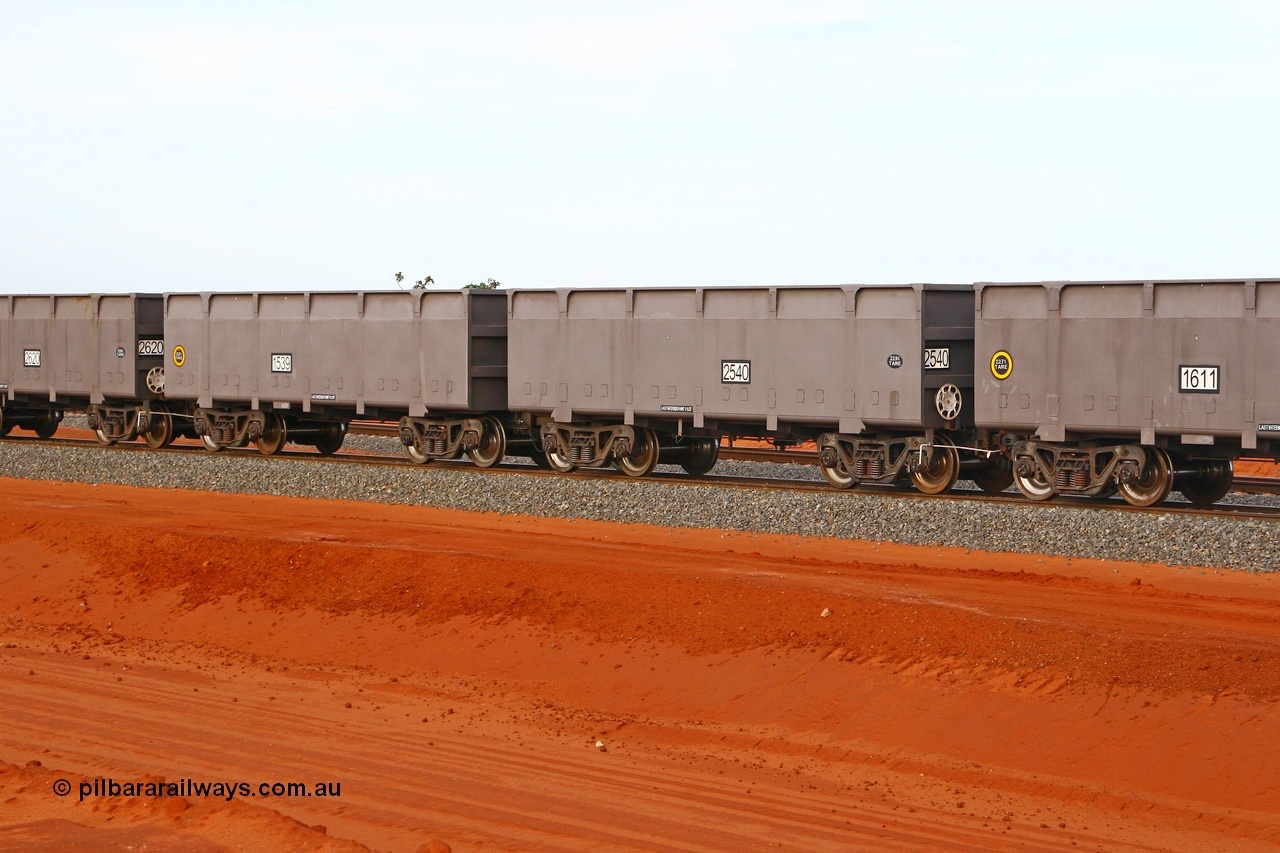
<box><xmin>3</xmin><ymin>1</ymin><xmax>1278</xmax><ymax>293</ymax></box>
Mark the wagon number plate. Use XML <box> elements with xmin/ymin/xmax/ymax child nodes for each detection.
<box><xmin>1179</xmin><ymin>365</ymin><xmax>1219</xmax><ymax>393</ymax></box>
<box><xmin>923</xmin><ymin>347</ymin><xmax>950</xmax><ymax>370</ymax></box>
<box><xmin>721</xmin><ymin>360</ymin><xmax>751</xmax><ymax>384</ymax></box>
<box><xmin>136</xmin><ymin>339</ymin><xmax>165</xmax><ymax>356</ymax></box>
<box><xmin>271</xmin><ymin>353</ymin><xmax>293</xmax><ymax>374</ymax></box>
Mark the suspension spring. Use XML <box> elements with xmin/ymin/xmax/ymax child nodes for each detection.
<box><xmin>855</xmin><ymin>458</ymin><xmax>885</xmax><ymax>479</ymax></box>
<box><xmin>1056</xmin><ymin>468</ymin><xmax>1089</xmax><ymax>490</ymax></box>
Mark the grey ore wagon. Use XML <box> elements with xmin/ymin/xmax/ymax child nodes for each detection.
<box><xmin>0</xmin><ymin>293</ymin><xmax>173</xmax><ymax>445</ymax></box>
<box><xmin>507</xmin><ymin>284</ymin><xmax>1008</xmax><ymax>492</ymax></box>
<box><xmin>974</xmin><ymin>278</ymin><xmax>1280</xmax><ymax>506</ymax></box>
<box><xmin>163</xmin><ymin>289</ymin><xmax>517</xmax><ymax>463</ymax></box>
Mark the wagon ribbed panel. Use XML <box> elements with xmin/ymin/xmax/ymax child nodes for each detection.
<box><xmin>974</xmin><ymin>279</ymin><xmax>1280</xmax><ymax>447</ymax></box>
<box><xmin>507</xmin><ymin>284</ymin><xmax>974</xmax><ymax>433</ymax></box>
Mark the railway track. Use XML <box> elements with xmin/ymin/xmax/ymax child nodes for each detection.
<box><xmin>5</xmin><ymin>429</ymin><xmax>1280</xmax><ymax>524</ymax></box>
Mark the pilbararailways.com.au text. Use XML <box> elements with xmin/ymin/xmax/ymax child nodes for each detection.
<box><xmin>54</xmin><ymin>777</ymin><xmax>342</xmax><ymax>802</ymax></box>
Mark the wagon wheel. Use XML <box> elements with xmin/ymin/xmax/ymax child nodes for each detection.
<box><xmin>818</xmin><ymin>450</ymin><xmax>856</xmax><ymax>489</ymax></box>
<box><xmin>909</xmin><ymin>434</ymin><xmax>959</xmax><ymax>495</ymax></box>
<box><xmin>94</xmin><ymin>427</ymin><xmax>117</xmax><ymax>446</ymax></box>
<box><xmin>971</xmin><ymin>456</ymin><xmax>1014</xmax><ymax>494</ymax></box>
<box><xmin>200</xmin><ymin>434</ymin><xmax>225</xmax><ymax>452</ymax></box>
<box><xmin>466</xmin><ymin>417</ymin><xmax>507</xmax><ymax>468</ymax></box>
<box><xmin>255</xmin><ymin>412</ymin><xmax>287</xmax><ymax>456</ymax></box>
<box><xmin>1013</xmin><ymin>461</ymin><xmax>1056</xmax><ymax>501</ymax></box>
<box><xmin>33</xmin><ymin>412</ymin><xmax>59</xmax><ymax>440</ymax></box>
<box><xmin>679</xmin><ymin>438</ymin><xmax>719</xmax><ymax>476</ymax></box>
<box><xmin>143</xmin><ymin>404</ymin><xmax>175</xmax><ymax>449</ymax></box>
<box><xmin>403</xmin><ymin>439</ymin><xmax>431</xmax><ymax>464</ymax></box>
<box><xmin>1178</xmin><ymin>458</ymin><xmax>1233</xmax><ymax>507</ymax></box>
<box><xmin>314</xmin><ymin>422</ymin><xmax>346</xmax><ymax>456</ymax></box>
<box><xmin>1118</xmin><ymin>448</ymin><xmax>1173</xmax><ymax>508</ymax></box>
<box><xmin>614</xmin><ymin>427</ymin><xmax>659</xmax><ymax>478</ymax></box>
<box><xmin>545</xmin><ymin>445</ymin><xmax>576</xmax><ymax>473</ymax></box>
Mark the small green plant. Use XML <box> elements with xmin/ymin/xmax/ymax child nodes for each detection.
<box><xmin>394</xmin><ymin>273</ymin><xmax>499</xmax><ymax>290</ymax></box>
<box><xmin>394</xmin><ymin>272</ymin><xmax>434</xmax><ymax>289</ymax></box>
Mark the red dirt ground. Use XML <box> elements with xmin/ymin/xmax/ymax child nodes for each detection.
<box><xmin>1235</xmin><ymin>459</ymin><xmax>1280</xmax><ymax>477</ymax></box>
<box><xmin>2</xmin><ymin>477</ymin><xmax>1279</xmax><ymax>851</ymax></box>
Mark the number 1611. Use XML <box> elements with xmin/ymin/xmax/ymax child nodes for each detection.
<box><xmin>1179</xmin><ymin>365</ymin><xmax>1218</xmax><ymax>393</ymax></box>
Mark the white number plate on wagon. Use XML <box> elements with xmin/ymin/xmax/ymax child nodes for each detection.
<box><xmin>721</xmin><ymin>360</ymin><xmax>751</xmax><ymax>383</ymax></box>
<box><xmin>923</xmin><ymin>347</ymin><xmax>950</xmax><ymax>370</ymax></box>
<box><xmin>1179</xmin><ymin>365</ymin><xmax>1219</xmax><ymax>393</ymax></box>
<box><xmin>136</xmin><ymin>339</ymin><xmax>165</xmax><ymax>356</ymax></box>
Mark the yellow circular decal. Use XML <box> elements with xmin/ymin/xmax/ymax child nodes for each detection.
<box><xmin>990</xmin><ymin>350</ymin><xmax>1012</xmax><ymax>380</ymax></box>
<box><xmin>172</xmin><ymin>345</ymin><xmax>186</xmax><ymax>367</ymax></box>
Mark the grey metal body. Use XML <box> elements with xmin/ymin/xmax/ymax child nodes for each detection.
<box><xmin>974</xmin><ymin>279</ymin><xmax>1280</xmax><ymax>456</ymax></box>
<box><xmin>507</xmin><ymin>284</ymin><xmax>974</xmax><ymax>436</ymax></box>
<box><xmin>0</xmin><ymin>293</ymin><xmax>164</xmax><ymax>406</ymax></box>
<box><xmin>164</xmin><ymin>290</ymin><xmax>507</xmax><ymax>417</ymax></box>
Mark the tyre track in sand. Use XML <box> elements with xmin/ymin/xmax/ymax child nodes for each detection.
<box><xmin>0</xmin><ymin>640</ymin><xmax>1115</xmax><ymax>852</ymax></box>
